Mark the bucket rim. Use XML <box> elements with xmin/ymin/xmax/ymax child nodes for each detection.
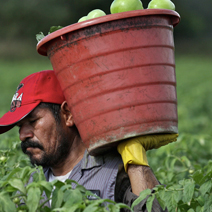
<box><xmin>37</xmin><ymin>9</ymin><xmax>180</xmax><ymax>56</ymax></box>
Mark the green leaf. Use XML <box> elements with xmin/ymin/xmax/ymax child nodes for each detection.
<box><xmin>187</xmin><ymin>209</ymin><xmax>195</xmax><ymax>212</ymax></box>
<box><xmin>131</xmin><ymin>189</ymin><xmax>151</xmax><ymax>210</ymax></box>
<box><xmin>85</xmin><ymin>190</ymin><xmax>100</xmax><ymax>200</ymax></box>
<box><xmin>181</xmin><ymin>156</ymin><xmax>191</xmax><ymax>167</ymax></box>
<box><xmin>19</xmin><ymin>166</ymin><xmax>32</xmax><ymax>179</ymax></box>
<box><xmin>1</xmin><ymin>167</ymin><xmax>21</xmax><ymax>182</ymax></box>
<box><xmin>199</xmin><ymin>180</ymin><xmax>212</xmax><ymax>195</ymax></box>
<box><xmin>170</xmin><ymin>157</ymin><xmax>178</xmax><ymax>169</ymax></box>
<box><xmin>203</xmin><ymin>196</ymin><xmax>212</xmax><ymax>212</ymax></box>
<box><xmin>167</xmin><ymin>172</ymin><xmax>174</xmax><ymax>182</ymax></box>
<box><xmin>165</xmin><ymin>192</ymin><xmax>178</xmax><ymax>211</ymax></box>
<box><xmin>18</xmin><ymin>166</ymin><xmax>37</xmax><ymax>184</ymax></box>
<box><xmin>63</xmin><ymin>189</ymin><xmax>83</xmax><ymax>208</ymax></box>
<box><xmin>113</xmin><ymin>203</ymin><xmax>132</xmax><ymax>211</ymax></box>
<box><xmin>83</xmin><ymin>198</ymin><xmax>115</xmax><ymax>212</ymax></box>
<box><xmin>0</xmin><ymin>192</ymin><xmax>16</xmax><ymax>212</ymax></box>
<box><xmin>36</xmin><ymin>32</ymin><xmax>45</xmax><ymax>42</ymax></box>
<box><xmin>197</xmin><ymin>196</ymin><xmax>205</xmax><ymax>206</ymax></box>
<box><xmin>17</xmin><ymin>203</ymin><xmax>29</xmax><ymax>211</ymax></box>
<box><xmin>52</xmin><ymin>208</ymin><xmax>69</xmax><ymax>212</ymax></box>
<box><xmin>192</xmin><ymin>170</ymin><xmax>204</xmax><ymax>185</ymax></box>
<box><xmin>107</xmin><ymin>204</ymin><xmax>119</xmax><ymax>212</ymax></box>
<box><xmin>37</xmin><ymin>166</ymin><xmax>47</xmax><ymax>181</ymax></box>
<box><xmin>167</xmin><ymin>185</ymin><xmax>183</xmax><ymax>203</ymax></box>
<box><xmin>75</xmin><ymin>184</ymin><xmax>88</xmax><ymax>194</ymax></box>
<box><xmin>60</xmin><ymin>184</ymin><xmax>73</xmax><ymax>193</ymax></box>
<box><xmin>26</xmin><ymin>187</ymin><xmax>41</xmax><ymax>212</ymax></box>
<box><xmin>58</xmin><ymin>202</ymin><xmax>84</xmax><ymax>212</ymax></box>
<box><xmin>108</xmin><ymin>203</ymin><xmax>129</xmax><ymax>212</ymax></box>
<box><xmin>146</xmin><ymin>193</ymin><xmax>155</xmax><ymax>212</ymax></box>
<box><xmin>195</xmin><ymin>206</ymin><xmax>204</xmax><ymax>212</ymax></box>
<box><xmin>31</xmin><ymin>167</ymin><xmax>46</xmax><ymax>182</ymax></box>
<box><xmin>8</xmin><ymin>178</ymin><xmax>26</xmax><ymax>194</ymax></box>
<box><xmin>65</xmin><ymin>179</ymin><xmax>79</xmax><ymax>186</ymax></box>
<box><xmin>41</xmin><ymin>206</ymin><xmax>52</xmax><ymax>212</ymax></box>
<box><xmin>82</xmin><ymin>202</ymin><xmax>101</xmax><ymax>212</ymax></box>
<box><xmin>26</xmin><ymin>182</ymin><xmax>39</xmax><ymax>190</ymax></box>
<box><xmin>39</xmin><ymin>181</ymin><xmax>53</xmax><ymax>199</ymax></box>
<box><xmin>51</xmin><ymin>179</ymin><xmax>65</xmax><ymax>188</ymax></box>
<box><xmin>155</xmin><ymin>192</ymin><xmax>166</xmax><ymax>210</ymax></box>
<box><xmin>183</xmin><ymin>179</ymin><xmax>195</xmax><ymax>203</ymax></box>
<box><xmin>51</xmin><ymin>187</ymin><xmax>64</xmax><ymax>209</ymax></box>
<box><xmin>49</xmin><ymin>26</ymin><xmax>63</xmax><ymax>33</ymax></box>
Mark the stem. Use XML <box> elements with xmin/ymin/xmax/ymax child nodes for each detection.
<box><xmin>38</xmin><ymin>198</ymin><xmax>51</xmax><ymax>208</ymax></box>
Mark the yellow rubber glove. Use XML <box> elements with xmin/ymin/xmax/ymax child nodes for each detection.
<box><xmin>136</xmin><ymin>133</ymin><xmax>179</xmax><ymax>150</ymax></box>
<box><xmin>117</xmin><ymin>134</ymin><xmax>178</xmax><ymax>172</ymax></box>
<box><xmin>117</xmin><ymin>138</ymin><xmax>149</xmax><ymax>172</ymax></box>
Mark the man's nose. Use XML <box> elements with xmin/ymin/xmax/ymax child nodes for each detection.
<box><xmin>19</xmin><ymin>124</ymin><xmax>34</xmax><ymax>142</ymax></box>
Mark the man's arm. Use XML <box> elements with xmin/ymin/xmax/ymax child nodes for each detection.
<box><xmin>116</xmin><ymin>134</ymin><xmax>178</xmax><ymax>211</ymax></box>
<box><xmin>115</xmin><ymin>165</ymin><xmax>167</xmax><ymax>212</ymax></box>
<box><xmin>127</xmin><ymin>164</ymin><xmax>159</xmax><ymax>196</ymax></box>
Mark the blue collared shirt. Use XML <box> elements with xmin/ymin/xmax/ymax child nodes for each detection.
<box><xmin>42</xmin><ymin>150</ymin><xmax>123</xmax><ymax>206</ymax></box>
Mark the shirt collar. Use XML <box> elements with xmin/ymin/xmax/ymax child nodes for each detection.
<box><xmin>43</xmin><ymin>150</ymin><xmax>104</xmax><ymax>180</ymax></box>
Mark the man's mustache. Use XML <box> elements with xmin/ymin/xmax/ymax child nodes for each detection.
<box><xmin>21</xmin><ymin>139</ymin><xmax>44</xmax><ymax>154</ymax></box>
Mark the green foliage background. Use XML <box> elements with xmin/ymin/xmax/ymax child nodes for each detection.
<box><xmin>0</xmin><ymin>0</ymin><xmax>212</xmax><ymax>211</ymax></box>
<box><xmin>0</xmin><ymin>0</ymin><xmax>212</xmax><ymax>60</ymax></box>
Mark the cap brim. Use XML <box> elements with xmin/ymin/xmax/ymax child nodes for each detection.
<box><xmin>0</xmin><ymin>101</ymin><xmax>40</xmax><ymax>134</ymax></box>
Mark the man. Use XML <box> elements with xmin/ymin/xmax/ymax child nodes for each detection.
<box><xmin>0</xmin><ymin>70</ymin><xmax>166</xmax><ymax>211</ymax></box>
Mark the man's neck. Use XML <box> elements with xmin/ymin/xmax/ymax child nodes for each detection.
<box><xmin>51</xmin><ymin>138</ymin><xmax>87</xmax><ymax>176</ymax></box>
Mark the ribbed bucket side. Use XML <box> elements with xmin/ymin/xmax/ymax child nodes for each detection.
<box><xmin>47</xmin><ymin>14</ymin><xmax>178</xmax><ymax>154</ymax></box>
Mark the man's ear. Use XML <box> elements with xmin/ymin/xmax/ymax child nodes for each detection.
<box><xmin>61</xmin><ymin>101</ymin><xmax>74</xmax><ymax>127</ymax></box>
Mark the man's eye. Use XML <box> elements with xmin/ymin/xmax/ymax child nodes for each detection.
<box><xmin>29</xmin><ymin>119</ymin><xmax>37</xmax><ymax>124</ymax></box>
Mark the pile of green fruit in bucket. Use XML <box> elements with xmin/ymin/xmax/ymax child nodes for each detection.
<box><xmin>78</xmin><ymin>0</ymin><xmax>175</xmax><ymax>22</ymax></box>
<box><xmin>36</xmin><ymin>0</ymin><xmax>176</xmax><ymax>41</ymax></box>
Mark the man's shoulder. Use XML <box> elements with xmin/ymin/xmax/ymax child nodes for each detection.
<box><xmin>89</xmin><ymin>149</ymin><xmax>123</xmax><ymax>166</ymax></box>
<box><xmin>81</xmin><ymin>149</ymin><xmax>122</xmax><ymax>170</ymax></box>
<box><xmin>102</xmin><ymin>149</ymin><xmax>123</xmax><ymax>164</ymax></box>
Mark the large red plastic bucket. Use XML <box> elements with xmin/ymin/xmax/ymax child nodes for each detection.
<box><xmin>37</xmin><ymin>9</ymin><xmax>180</xmax><ymax>155</ymax></box>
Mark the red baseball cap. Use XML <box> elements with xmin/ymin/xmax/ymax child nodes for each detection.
<box><xmin>0</xmin><ymin>70</ymin><xmax>66</xmax><ymax>134</ymax></box>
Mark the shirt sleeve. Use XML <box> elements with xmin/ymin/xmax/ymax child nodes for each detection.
<box><xmin>115</xmin><ymin>165</ymin><xmax>167</xmax><ymax>212</ymax></box>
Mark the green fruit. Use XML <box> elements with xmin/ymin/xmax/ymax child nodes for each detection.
<box><xmin>78</xmin><ymin>16</ymin><xmax>88</xmax><ymax>23</ymax></box>
<box><xmin>148</xmin><ymin>0</ymin><xmax>175</xmax><ymax>10</ymax></box>
<box><xmin>0</xmin><ymin>156</ymin><xmax>7</xmax><ymax>162</ymax></box>
<box><xmin>110</xmin><ymin>0</ymin><xmax>143</xmax><ymax>14</ymax></box>
<box><xmin>13</xmin><ymin>197</ymin><xmax>20</xmax><ymax>204</ymax></box>
<box><xmin>87</xmin><ymin>9</ymin><xmax>106</xmax><ymax>20</ymax></box>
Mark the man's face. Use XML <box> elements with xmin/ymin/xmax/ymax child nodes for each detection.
<box><xmin>17</xmin><ymin>106</ymin><xmax>72</xmax><ymax>167</ymax></box>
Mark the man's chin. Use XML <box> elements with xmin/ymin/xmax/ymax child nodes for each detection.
<box><xmin>29</xmin><ymin>157</ymin><xmax>43</xmax><ymax>166</ymax></box>
<box><xmin>29</xmin><ymin>155</ymin><xmax>53</xmax><ymax>167</ymax></box>
<box><xmin>28</xmin><ymin>154</ymin><xmax>45</xmax><ymax>166</ymax></box>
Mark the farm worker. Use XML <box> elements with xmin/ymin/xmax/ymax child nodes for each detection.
<box><xmin>0</xmin><ymin>70</ymin><xmax>176</xmax><ymax>211</ymax></box>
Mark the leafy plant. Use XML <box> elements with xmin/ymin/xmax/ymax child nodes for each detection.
<box><xmin>0</xmin><ymin>164</ymin><xmax>131</xmax><ymax>212</ymax></box>
<box><xmin>1</xmin><ymin>132</ymin><xmax>212</xmax><ymax>211</ymax></box>
<box><xmin>142</xmin><ymin>157</ymin><xmax>212</xmax><ymax>211</ymax></box>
